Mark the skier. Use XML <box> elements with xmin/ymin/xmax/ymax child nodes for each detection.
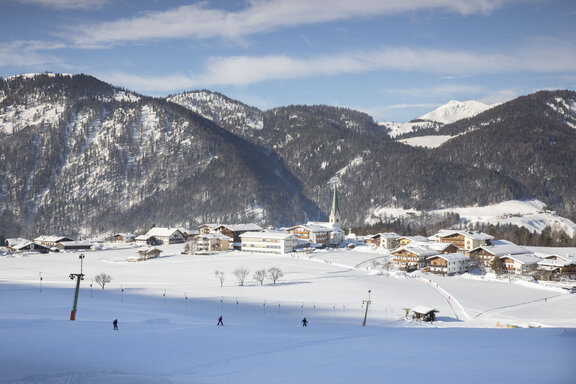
<box><xmin>301</xmin><ymin>317</ymin><xmax>308</xmax><ymax>327</ymax></box>
<box><xmin>113</xmin><ymin>319</ymin><xmax>118</xmax><ymax>330</ymax></box>
<box><xmin>217</xmin><ymin>316</ymin><xmax>223</xmax><ymax>326</ymax></box>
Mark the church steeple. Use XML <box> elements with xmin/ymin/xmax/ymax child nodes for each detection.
<box><xmin>329</xmin><ymin>184</ymin><xmax>341</xmax><ymax>228</ymax></box>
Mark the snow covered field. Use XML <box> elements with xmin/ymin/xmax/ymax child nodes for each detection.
<box><xmin>1</xmin><ymin>244</ymin><xmax>575</xmax><ymax>383</ymax></box>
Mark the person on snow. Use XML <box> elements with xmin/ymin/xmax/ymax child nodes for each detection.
<box><xmin>217</xmin><ymin>316</ymin><xmax>223</xmax><ymax>326</ymax></box>
<box><xmin>301</xmin><ymin>317</ymin><xmax>308</xmax><ymax>327</ymax></box>
<box><xmin>113</xmin><ymin>319</ymin><xmax>118</xmax><ymax>330</ymax></box>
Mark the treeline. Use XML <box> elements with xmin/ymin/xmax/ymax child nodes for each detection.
<box><xmin>352</xmin><ymin>215</ymin><xmax>576</xmax><ymax>248</ymax></box>
<box><xmin>470</xmin><ymin>223</ymin><xmax>576</xmax><ymax>247</ymax></box>
<box><xmin>351</xmin><ymin>212</ymin><xmax>462</xmax><ymax>238</ymax></box>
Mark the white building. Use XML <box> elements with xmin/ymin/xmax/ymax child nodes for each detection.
<box><xmin>427</xmin><ymin>253</ymin><xmax>469</xmax><ymax>276</ymax></box>
<box><xmin>500</xmin><ymin>253</ymin><xmax>541</xmax><ymax>275</ymax></box>
<box><xmin>143</xmin><ymin>227</ymin><xmax>186</xmax><ymax>244</ymax></box>
<box><xmin>240</xmin><ymin>232</ymin><xmax>299</xmax><ymax>254</ymax></box>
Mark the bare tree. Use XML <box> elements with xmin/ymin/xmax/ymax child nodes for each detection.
<box><xmin>232</xmin><ymin>268</ymin><xmax>249</xmax><ymax>286</ymax></box>
<box><xmin>268</xmin><ymin>267</ymin><xmax>283</xmax><ymax>285</ymax></box>
<box><xmin>253</xmin><ymin>269</ymin><xmax>268</xmax><ymax>286</ymax></box>
<box><xmin>94</xmin><ymin>273</ymin><xmax>112</xmax><ymax>290</ymax></box>
<box><xmin>214</xmin><ymin>270</ymin><xmax>225</xmax><ymax>287</ymax></box>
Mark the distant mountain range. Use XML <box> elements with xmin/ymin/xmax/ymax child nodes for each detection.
<box><xmin>1</xmin><ymin>73</ymin><xmax>575</xmax><ymax>239</ymax></box>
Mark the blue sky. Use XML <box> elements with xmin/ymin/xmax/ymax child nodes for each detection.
<box><xmin>1</xmin><ymin>0</ymin><xmax>575</xmax><ymax>122</ymax></box>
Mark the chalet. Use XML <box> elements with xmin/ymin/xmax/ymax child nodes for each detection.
<box><xmin>240</xmin><ymin>231</ymin><xmax>299</xmax><ymax>255</ymax></box>
<box><xmin>198</xmin><ymin>224</ymin><xmax>221</xmax><ymax>235</ymax></box>
<box><xmin>392</xmin><ymin>244</ymin><xmax>440</xmax><ymax>270</ymax></box>
<box><xmin>5</xmin><ymin>238</ymin><xmax>29</xmax><ymax>248</ymax></box>
<box><xmin>380</xmin><ymin>232</ymin><xmax>402</xmax><ymax>249</ymax></box>
<box><xmin>364</xmin><ymin>233</ymin><xmax>381</xmax><ymax>247</ymax></box>
<box><xmin>9</xmin><ymin>240</ymin><xmax>51</xmax><ymax>253</ymax></box>
<box><xmin>176</xmin><ymin>228</ymin><xmax>198</xmax><ymax>240</ymax></box>
<box><xmin>364</xmin><ymin>232</ymin><xmax>401</xmax><ymax>249</ymax></box>
<box><xmin>134</xmin><ymin>247</ymin><xmax>163</xmax><ymax>261</ymax></box>
<box><xmin>215</xmin><ymin>223</ymin><xmax>263</xmax><ymax>244</ymax></box>
<box><xmin>467</xmin><ymin>240</ymin><xmax>532</xmax><ymax>267</ymax></box>
<box><xmin>135</xmin><ymin>234</ymin><xmax>158</xmax><ymax>246</ymax></box>
<box><xmin>143</xmin><ymin>227</ymin><xmax>186</xmax><ymax>244</ymax></box>
<box><xmin>34</xmin><ymin>236</ymin><xmax>74</xmax><ymax>247</ymax></box>
<box><xmin>287</xmin><ymin>224</ymin><xmax>331</xmax><ymax>245</ymax></box>
<box><xmin>113</xmin><ymin>233</ymin><xmax>136</xmax><ymax>243</ymax></box>
<box><xmin>500</xmin><ymin>254</ymin><xmax>541</xmax><ymax>275</ymax></box>
<box><xmin>434</xmin><ymin>230</ymin><xmax>494</xmax><ymax>251</ymax></box>
<box><xmin>397</xmin><ymin>235</ymin><xmax>429</xmax><ymax>247</ymax></box>
<box><xmin>191</xmin><ymin>234</ymin><xmax>232</xmax><ymax>253</ymax></box>
<box><xmin>427</xmin><ymin>253</ymin><xmax>469</xmax><ymax>276</ymax></box>
<box><xmin>537</xmin><ymin>254</ymin><xmax>576</xmax><ymax>280</ymax></box>
<box><xmin>410</xmin><ymin>306</ymin><xmax>439</xmax><ymax>322</ymax></box>
<box><xmin>54</xmin><ymin>241</ymin><xmax>92</xmax><ymax>251</ymax></box>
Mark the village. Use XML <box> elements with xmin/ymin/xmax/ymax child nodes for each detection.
<box><xmin>4</xmin><ymin>187</ymin><xmax>576</xmax><ymax>285</ymax></box>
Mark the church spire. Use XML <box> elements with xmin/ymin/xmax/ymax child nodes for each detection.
<box><xmin>329</xmin><ymin>184</ymin><xmax>340</xmax><ymax>228</ymax></box>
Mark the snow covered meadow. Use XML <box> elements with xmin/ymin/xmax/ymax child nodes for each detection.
<box><xmin>1</xmin><ymin>244</ymin><xmax>575</xmax><ymax>383</ymax></box>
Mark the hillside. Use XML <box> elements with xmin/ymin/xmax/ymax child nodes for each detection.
<box><xmin>0</xmin><ymin>74</ymin><xmax>321</xmax><ymax>238</ymax></box>
<box><xmin>1</xmin><ymin>74</ymin><xmax>575</xmax><ymax>239</ymax></box>
<box><xmin>430</xmin><ymin>90</ymin><xmax>576</xmax><ymax>220</ymax></box>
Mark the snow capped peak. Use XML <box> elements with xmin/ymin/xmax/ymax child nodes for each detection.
<box><xmin>379</xmin><ymin>100</ymin><xmax>496</xmax><ymax>139</ymax></box>
<box><xmin>418</xmin><ymin>100</ymin><xmax>494</xmax><ymax>124</ymax></box>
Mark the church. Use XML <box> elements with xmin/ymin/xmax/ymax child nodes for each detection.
<box><xmin>307</xmin><ymin>185</ymin><xmax>346</xmax><ymax>245</ymax></box>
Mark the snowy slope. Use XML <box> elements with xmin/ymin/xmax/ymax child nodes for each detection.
<box><xmin>383</xmin><ymin>100</ymin><xmax>494</xmax><ymax>139</ymax></box>
<box><xmin>419</xmin><ymin>100</ymin><xmax>494</xmax><ymax>124</ymax></box>
<box><xmin>366</xmin><ymin>199</ymin><xmax>576</xmax><ymax>236</ymax></box>
<box><xmin>1</xmin><ymin>244</ymin><xmax>575</xmax><ymax>383</ymax></box>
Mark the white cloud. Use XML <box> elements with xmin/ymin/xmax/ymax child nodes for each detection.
<box><xmin>66</xmin><ymin>0</ymin><xmax>516</xmax><ymax>46</ymax></box>
<box><xmin>18</xmin><ymin>0</ymin><xmax>109</xmax><ymax>10</ymax></box>
<box><xmin>97</xmin><ymin>42</ymin><xmax>576</xmax><ymax>93</ymax></box>
<box><xmin>0</xmin><ymin>41</ymin><xmax>65</xmax><ymax>68</ymax></box>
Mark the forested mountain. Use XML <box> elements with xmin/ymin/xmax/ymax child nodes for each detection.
<box><xmin>0</xmin><ymin>74</ymin><xmax>574</xmax><ymax>239</ymax></box>
<box><xmin>429</xmin><ymin>90</ymin><xmax>576</xmax><ymax>219</ymax></box>
<box><xmin>0</xmin><ymin>74</ymin><xmax>321</xmax><ymax>238</ymax></box>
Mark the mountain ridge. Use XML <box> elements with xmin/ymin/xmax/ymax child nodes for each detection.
<box><xmin>1</xmin><ymin>73</ymin><xmax>575</xmax><ymax>239</ymax></box>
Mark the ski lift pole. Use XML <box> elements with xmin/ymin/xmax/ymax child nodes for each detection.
<box><xmin>362</xmin><ymin>290</ymin><xmax>371</xmax><ymax>326</ymax></box>
<box><xmin>69</xmin><ymin>254</ymin><xmax>85</xmax><ymax>320</ymax></box>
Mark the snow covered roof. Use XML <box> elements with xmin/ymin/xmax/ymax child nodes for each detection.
<box><xmin>195</xmin><ymin>233</ymin><xmax>232</xmax><ymax>241</ymax></box>
<box><xmin>398</xmin><ymin>235</ymin><xmax>429</xmax><ymax>243</ymax></box>
<box><xmin>34</xmin><ymin>236</ymin><xmax>73</xmax><ymax>243</ymax></box>
<box><xmin>471</xmin><ymin>239</ymin><xmax>531</xmax><ymax>256</ymax></box>
<box><xmin>435</xmin><ymin>230</ymin><xmax>494</xmax><ymax>241</ymax></box>
<box><xmin>114</xmin><ymin>233</ymin><xmax>135</xmax><ymax>238</ymax></box>
<box><xmin>427</xmin><ymin>242</ymin><xmax>458</xmax><ymax>252</ymax></box>
<box><xmin>380</xmin><ymin>232</ymin><xmax>401</xmax><ymax>239</ymax></box>
<box><xmin>219</xmin><ymin>223</ymin><xmax>263</xmax><ymax>232</ymax></box>
<box><xmin>427</xmin><ymin>253</ymin><xmax>469</xmax><ymax>262</ymax></box>
<box><xmin>240</xmin><ymin>231</ymin><xmax>296</xmax><ymax>240</ymax></box>
<box><xmin>145</xmin><ymin>227</ymin><xmax>183</xmax><ymax>237</ymax></box>
<box><xmin>288</xmin><ymin>224</ymin><xmax>331</xmax><ymax>233</ymax></box>
<box><xmin>12</xmin><ymin>241</ymin><xmax>34</xmax><ymax>250</ymax></box>
<box><xmin>500</xmin><ymin>253</ymin><xmax>541</xmax><ymax>265</ymax></box>
<box><xmin>137</xmin><ymin>246</ymin><xmax>162</xmax><ymax>253</ymax></box>
<box><xmin>538</xmin><ymin>254</ymin><xmax>576</xmax><ymax>263</ymax></box>
<box><xmin>199</xmin><ymin>223</ymin><xmax>221</xmax><ymax>229</ymax></box>
<box><xmin>411</xmin><ymin>305</ymin><xmax>438</xmax><ymax>314</ymax></box>
<box><xmin>537</xmin><ymin>258</ymin><xmax>573</xmax><ymax>268</ymax></box>
<box><xmin>5</xmin><ymin>238</ymin><xmax>30</xmax><ymax>247</ymax></box>
<box><xmin>394</xmin><ymin>244</ymin><xmax>439</xmax><ymax>257</ymax></box>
